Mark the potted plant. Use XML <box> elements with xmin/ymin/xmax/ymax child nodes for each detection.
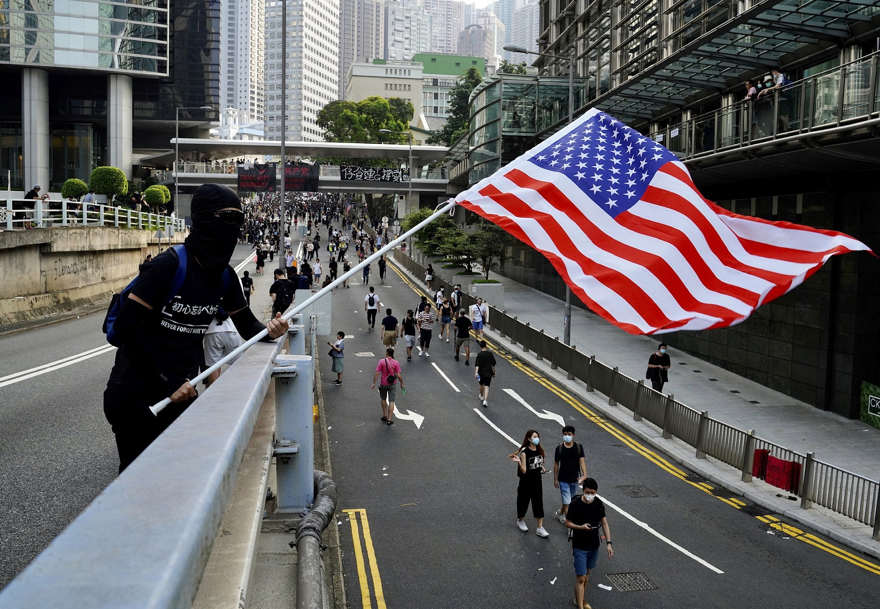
<box><xmin>88</xmin><ymin>166</ymin><xmax>128</xmax><ymax>205</ymax></box>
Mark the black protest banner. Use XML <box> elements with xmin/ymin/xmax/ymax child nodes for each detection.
<box><xmin>237</xmin><ymin>163</ymin><xmax>277</xmax><ymax>192</ymax></box>
<box><xmin>285</xmin><ymin>162</ymin><xmax>320</xmax><ymax>191</ymax></box>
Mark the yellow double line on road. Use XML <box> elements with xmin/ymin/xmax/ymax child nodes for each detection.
<box><xmin>343</xmin><ymin>508</ymin><xmax>387</xmax><ymax>609</ymax></box>
<box><xmin>388</xmin><ymin>260</ymin><xmax>880</xmax><ymax>576</ymax></box>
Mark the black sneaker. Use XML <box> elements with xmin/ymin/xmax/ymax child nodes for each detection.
<box><xmin>334</xmin><ymin>380</ymin><xmax>342</xmax><ymax>385</ymax></box>
<box><xmin>386</xmin><ymin>419</ymin><xmax>394</xmax><ymax>425</ymax></box>
<box><xmin>381</xmin><ymin>416</ymin><xmax>388</xmax><ymax>422</ymax></box>
<box><xmin>465</xmin><ymin>360</ymin><xmax>470</xmax><ymax>366</ymax></box>
<box><xmin>407</xmin><ymin>356</ymin><xmax>412</xmax><ymax>362</ymax></box>
<box><xmin>454</xmin><ymin>355</ymin><xmax>459</xmax><ymax>361</ymax></box>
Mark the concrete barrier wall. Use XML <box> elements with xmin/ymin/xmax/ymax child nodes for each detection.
<box><xmin>0</xmin><ymin>227</ymin><xmax>185</xmax><ymax>331</ymax></box>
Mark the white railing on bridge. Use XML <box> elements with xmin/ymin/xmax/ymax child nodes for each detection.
<box><xmin>1</xmin><ymin>199</ymin><xmax>186</xmax><ymax>233</ymax></box>
<box><xmin>168</xmin><ymin>162</ymin><xmax>449</xmax><ymax>180</ymax></box>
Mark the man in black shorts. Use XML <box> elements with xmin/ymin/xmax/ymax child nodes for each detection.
<box><xmin>454</xmin><ymin>308</ymin><xmax>472</xmax><ymax>365</ymax></box>
<box><xmin>474</xmin><ymin>340</ymin><xmax>496</xmax><ymax>407</ymax></box>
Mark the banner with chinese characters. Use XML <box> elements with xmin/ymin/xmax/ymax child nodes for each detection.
<box><xmin>341</xmin><ymin>166</ymin><xmax>410</xmax><ymax>183</ymax></box>
<box><xmin>237</xmin><ymin>163</ymin><xmax>277</xmax><ymax>192</ymax></box>
<box><xmin>285</xmin><ymin>162</ymin><xmax>320</xmax><ymax>191</ymax></box>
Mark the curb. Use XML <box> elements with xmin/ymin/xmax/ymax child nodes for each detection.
<box><xmin>389</xmin><ymin>255</ymin><xmax>880</xmax><ymax>561</ymax></box>
<box><xmin>311</xmin><ymin>334</ymin><xmax>347</xmax><ymax>609</ymax></box>
<box><xmin>481</xmin><ymin>326</ymin><xmax>880</xmax><ymax>562</ymax></box>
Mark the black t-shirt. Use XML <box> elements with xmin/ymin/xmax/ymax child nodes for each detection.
<box><xmin>108</xmin><ymin>247</ymin><xmax>246</xmax><ymax>390</ymax></box>
<box><xmin>24</xmin><ymin>189</ymin><xmax>39</xmax><ymax>200</ymax></box>
<box><xmin>554</xmin><ymin>443</ymin><xmax>585</xmax><ymax>483</ymax></box>
<box><xmin>417</xmin><ymin>300</ymin><xmax>429</xmax><ymax>313</ymax></box>
<box><xmin>518</xmin><ymin>446</ymin><xmax>544</xmax><ymax>480</ymax></box>
<box><xmin>455</xmin><ymin>316</ymin><xmax>472</xmax><ymax>338</ymax></box>
<box><xmin>475</xmin><ymin>350</ymin><xmax>496</xmax><ymax>376</ymax></box>
<box><xmin>440</xmin><ymin>304</ymin><xmax>452</xmax><ymax>318</ymax></box>
<box><xmin>240</xmin><ymin>276</ymin><xmax>253</xmax><ymax>292</ymax></box>
<box><xmin>566</xmin><ymin>496</ymin><xmax>606</xmax><ymax>551</ymax></box>
<box><xmin>270</xmin><ymin>278</ymin><xmax>294</xmax><ymax>309</ymax></box>
<box><xmin>647</xmin><ymin>352</ymin><xmax>670</xmax><ymax>381</ymax></box>
<box><xmin>378</xmin><ymin>258</ymin><xmax>386</xmax><ymax>269</ymax></box>
<box><xmin>402</xmin><ymin>317</ymin><xmax>417</xmax><ymax>336</ymax></box>
<box><xmin>381</xmin><ymin>315</ymin><xmax>398</xmax><ymax>331</ymax></box>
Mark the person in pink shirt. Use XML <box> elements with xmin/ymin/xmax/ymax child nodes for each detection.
<box><xmin>370</xmin><ymin>348</ymin><xmax>406</xmax><ymax>425</ymax></box>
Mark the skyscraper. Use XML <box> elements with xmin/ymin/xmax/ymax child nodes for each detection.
<box><xmin>425</xmin><ymin>0</ymin><xmax>465</xmax><ymax>56</ymax></box>
<box><xmin>508</xmin><ymin>0</ymin><xmax>539</xmax><ymax>63</ymax></box>
<box><xmin>264</xmin><ymin>0</ymin><xmax>340</xmax><ymax>141</ymax></box>
<box><xmin>494</xmin><ymin>0</ymin><xmax>516</xmax><ymax>60</ymax></box>
<box><xmin>221</xmin><ymin>0</ymin><xmax>265</xmax><ymax>125</ymax></box>
<box><xmin>339</xmin><ymin>0</ymin><xmax>387</xmax><ymax>99</ymax></box>
<box><xmin>384</xmin><ymin>0</ymin><xmax>431</xmax><ymax>62</ymax></box>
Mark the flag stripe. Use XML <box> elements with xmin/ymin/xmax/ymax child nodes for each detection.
<box><xmin>502</xmin><ymin>168</ymin><xmax>754</xmax><ymax>319</ymax></box>
<box><xmin>457</xmin><ymin>196</ymin><xmax>652</xmax><ymax>334</ymax></box>
<box><xmin>476</xmin><ymin>182</ymin><xmax>685</xmax><ymax>330</ymax></box>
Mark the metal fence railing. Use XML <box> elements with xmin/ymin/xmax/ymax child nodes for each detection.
<box><xmin>392</xmin><ymin>250</ymin><xmax>880</xmax><ymax>537</ymax></box>
<box><xmin>1</xmin><ymin>199</ymin><xmax>185</xmax><ymax>233</ymax></box>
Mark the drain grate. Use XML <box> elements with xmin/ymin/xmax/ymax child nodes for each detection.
<box><xmin>606</xmin><ymin>572</ymin><xmax>657</xmax><ymax>592</ymax></box>
<box><xmin>615</xmin><ymin>484</ymin><xmax>658</xmax><ymax>498</ymax></box>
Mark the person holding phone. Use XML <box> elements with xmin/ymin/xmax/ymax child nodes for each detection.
<box><xmin>510</xmin><ymin>429</ymin><xmax>549</xmax><ymax>538</ymax></box>
<box><xmin>565</xmin><ymin>478</ymin><xmax>613</xmax><ymax>609</ymax></box>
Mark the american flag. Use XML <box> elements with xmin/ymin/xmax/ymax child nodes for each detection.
<box><xmin>455</xmin><ymin>109</ymin><xmax>872</xmax><ymax>334</ymax></box>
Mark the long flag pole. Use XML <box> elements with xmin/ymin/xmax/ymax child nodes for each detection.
<box><xmin>150</xmin><ymin>198</ymin><xmax>456</xmax><ymax>415</ymax></box>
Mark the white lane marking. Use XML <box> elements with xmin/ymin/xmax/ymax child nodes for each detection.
<box><xmin>392</xmin><ymin>406</ymin><xmax>425</xmax><ymax>430</ymax></box>
<box><xmin>233</xmin><ymin>249</ymin><xmax>256</xmax><ymax>273</ymax></box>
<box><xmin>503</xmin><ymin>388</ymin><xmax>565</xmax><ymax>427</ymax></box>
<box><xmin>0</xmin><ymin>344</ymin><xmax>110</xmax><ymax>383</ymax></box>
<box><xmin>598</xmin><ymin>494</ymin><xmax>725</xmax><ymax>574</ymax></box>
<box><xmin>0</xmin><ymin>345</ymin><xmax>116</xmax><ymax>389</ymax></box>
<box><xmin>472</xmin><ymin>408</ymin><xmax>519</xmax><ymax>446</ymax></box>
<box><xmin>354</xmin><ymin>352</ymin><xmax>375</xmax><ymax>357</ymax></box>
<box><xmin>471</xmin><ymin>403</ymin><xmax>725</xmax><ymax>575</ymax></box>
<box><xmin>431</xmin><ymin>362</ymin><xmax>460</xmax><ymax>393</ymax></box>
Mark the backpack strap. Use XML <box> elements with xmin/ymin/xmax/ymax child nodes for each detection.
<box><xmin>168</xmin><ymin>244</ymin><xmax>188</xmax><ymax>303</ymax></box>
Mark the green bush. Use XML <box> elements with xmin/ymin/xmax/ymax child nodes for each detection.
<box><xmin>60</xmin><ymin>178</ymin><xmax>88</xmax><ymax>199</ymax></box>
<box><xmin>143</xmin><ymin>185</ymin><xmax>166</xmax><ymax>207</ymax></box>
<box><xmin>158</xmin><ymin>185</ymin><xmax>171</xmax><ymax>203</ymax></box>
<box><xmin>89</xmin><ymin>166</ymin><xmax>128</xmax><ymax>197</ymax></box>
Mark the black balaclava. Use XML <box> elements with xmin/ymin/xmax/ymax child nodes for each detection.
<box><xmin>185</xmin><ymin>184</ymin><xmax>242</xmax><ymax>273</ymax></box>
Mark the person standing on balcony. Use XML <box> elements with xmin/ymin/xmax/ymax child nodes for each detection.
<box><xmin>744</xmin><ymin>80</ymin><xmax>757</xmax><ymax>101</ymax></box>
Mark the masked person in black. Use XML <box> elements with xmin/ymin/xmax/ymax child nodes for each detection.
<box><xmin>103</xmin><ymin>184</ymin><xmax>289</xmax><ymax>472</ymax></box>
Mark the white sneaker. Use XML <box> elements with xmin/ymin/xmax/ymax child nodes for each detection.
<box><xmin>446</xmin><ymin>338</ymin><xmax>450</xmax><ymax>342</ymax></box>
<box><xmin>516</xmin><ymin>519</ymin><xmax>528</xmax><ymax>532</ymax></box>
<box><xmin>555</xmin><ymin>511</ymin><xmax>567</xmax><ymax>525</ymax></box>
<box><xmin>536</xmin><ymin>527</ymin><xmax>550</xmax><ymax>538</ymax></box>
<box><xmin>425</xmin><ymin>352</ymin><xmax>430</xmax><ymax>358</ymax></box>
<box><xmin>482</xmin><ymin>400</ymin><xmax>487</xmax><ymax>408</ymax></box>
<box><xmin>417</xmin><ymin>347</ymin><xmax>423</xmax><ymax>356</ymax></box>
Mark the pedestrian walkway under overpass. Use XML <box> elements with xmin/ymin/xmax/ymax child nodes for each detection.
<box><xmin>148</xmin><ymin>138</ymin><xmax>452</xmax><ymax>218</ymax></box>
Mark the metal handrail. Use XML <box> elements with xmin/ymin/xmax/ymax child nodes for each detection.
<box><xmin>651</xmin><ymin>51</ymin><xmax>880</xmax><ymax>159</ymax></box>
<box><xmin>1</xmin><ymin>199</ymin><xmax>186</xmax><ymax>232</ymax></box>
<box><xmin>393</xmin><ymin>249</ymin><xmax>880</xmax><ymax>536</ymax></box>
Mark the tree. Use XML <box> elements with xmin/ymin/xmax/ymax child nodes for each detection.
<box><xmin>498</xmin><ymin>60</ymin><xmax>528</xmax><ymax>75</ymax></box>
<box><xmin>316</xmin><ymin>100</ymin><xmax>367</xmax><ymax>142</ymax></box>
<box><xmin>61</xmin><ymin>178</ymin><xmax>87</xmax><ymax>199</ymax></box>
<box><xmin>143</xmin><ymin>185</ymin><xmax>167</xmax><ymax>207</ymax></box>
<box><xmin>317</xmin><ymin>96</ymin><xmax>412</xmax><ymax>143</ymax></box>
<box><xmin>428</xmin><ymin>67</ymin><xmax>483</xmax><ymax>146</ymax></box>
<box><xmin>471</xmin><ymin>224</ymin><xmax>512</xmax><ymax>279</ymax></box>
<box><xmin>89</xmin><ymin>166</ymin><xmax>128</xmax><ymax>197</ymax></box>
<box><xmin>402</xmin><ymin>207</ymin><xmax>455</xmax><ymax>250</ymax></box>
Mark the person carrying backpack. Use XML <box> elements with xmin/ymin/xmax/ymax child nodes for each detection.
<box><xmin>102</xmin><ymin>184</ymin><xmax>288</xmax><ymax>472</ymax></box>
<box><xmin>553</xmin><ymin>425</ymin><xmax>587</xmax><ymax>524</ymax></box>
<box><xmin>364</xmin><ymin>286</ymin><xmax>382</xmax><ymax>330</ymax></box>
<box><xmin>370</xmin><ymin>348</ymin><xmax>406</xmax><ymax>425</ymax></box>
<box><xmin>270</xmin><ymin>268</ymin><xmax>295</xmax><ymax>317</ymax></box>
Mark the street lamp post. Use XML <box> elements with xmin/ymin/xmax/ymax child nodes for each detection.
<box><xmin>278</xmin><ymin>0</ymin><xmax>288</xmax><ymax>271</ymax></box>
<box><xmin>175</xmin><ymin>105</ymin><xmax>213</xmax><ymax>218</ymax></box>
<box><xmin>503</xmin><ymin>44</ymin><xmax>577</xmax><ymax>345</ymax></box>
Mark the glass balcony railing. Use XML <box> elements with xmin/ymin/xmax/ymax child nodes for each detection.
<box><xmin>650</xmin><ymin>51</ymin><xmax>880</xmax><ymax>160</ymax></box>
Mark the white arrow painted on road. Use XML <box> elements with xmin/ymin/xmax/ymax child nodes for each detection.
<box><xmin>503</xmin><ymin>388</ymin><xmax>565</xmax><ymax>428</ymax></box>
<box><xmin>393</xmin><ymin>406</ymin><xmax>425</xmax><ymax>429</ymax></box>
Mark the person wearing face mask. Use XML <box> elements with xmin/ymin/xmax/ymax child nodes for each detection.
<box><xmin>103</xmin><ymin>184</ymin><xmax>289</xmax><ymax>472</ymax></box>
<box><xmin>553</xmin><ymin>425</ymin><xmax>587</xmax><ymax>524</ymax></box>
<box><xmin>646</xmin><ymin>342</ymin><xmax>671</xmax><ymax>392</ymax></box>
<box><xmin>510</xmin><ymin>429</ymin><xmax>549</xmax><ymax>538</ymax></box>
<box><xmin>565</xmin><ymin>478</ymin><xmax>613</xmax><ymax>609</ymax></box>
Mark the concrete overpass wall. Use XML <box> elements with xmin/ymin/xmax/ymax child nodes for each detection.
<box><xmin>0</xmin><ymin>227</ymin><xmax>185</xmax><ymax>331</ymax></box>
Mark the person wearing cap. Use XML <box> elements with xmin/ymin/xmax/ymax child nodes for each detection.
<box><xmin>102</xmin><ymin>184</ymin><xmax>289</xmax><ymax>472</ymax></box>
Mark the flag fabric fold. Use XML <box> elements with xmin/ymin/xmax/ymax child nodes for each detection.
<box><xmin>454</xmin><ymin>108</ymin><xmax>872</xmax><ymax>335</ymax></box>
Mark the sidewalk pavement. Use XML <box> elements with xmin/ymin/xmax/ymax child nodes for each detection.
<box><xmin>394</xmin><ymin>251</ymin><xmax>880</xmax><ymax>559</ymax></box>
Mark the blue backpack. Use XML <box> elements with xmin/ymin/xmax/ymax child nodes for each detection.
<box><xmin>102</xmin><ymin>244</ymin><xmax>233</xmax><ymax>346</ymax></box>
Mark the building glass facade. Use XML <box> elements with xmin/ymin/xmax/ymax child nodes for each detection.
<box><xmin>0</xmin><ymin>0</ymin><xmax>170</xmax><ymax>76</ymax></box>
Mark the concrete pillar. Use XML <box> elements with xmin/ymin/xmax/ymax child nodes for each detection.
<box><xmin>22</xmin><ymin>68</ymin><xmax>50</xmax><ymax>192</ymax></box>
<box><xmin>107</xmin><ymin>74</ymin><xmax>133</xmax><ymax>178</ymax></box>
<box><xmin>401</xmin><ymin>192</ymin><xmax>420</xmax><ymax>218</ymax></box>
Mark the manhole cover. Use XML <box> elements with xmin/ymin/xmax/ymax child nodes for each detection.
<box><xmin>615</xmin><ymin>485</ymin><xmax>658</xmax><ymax>498</ymax></box>
<box><xmin>606</xmin><ymin>572</ymin><xmax>657</xmax><ymax>592</ymax></box>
